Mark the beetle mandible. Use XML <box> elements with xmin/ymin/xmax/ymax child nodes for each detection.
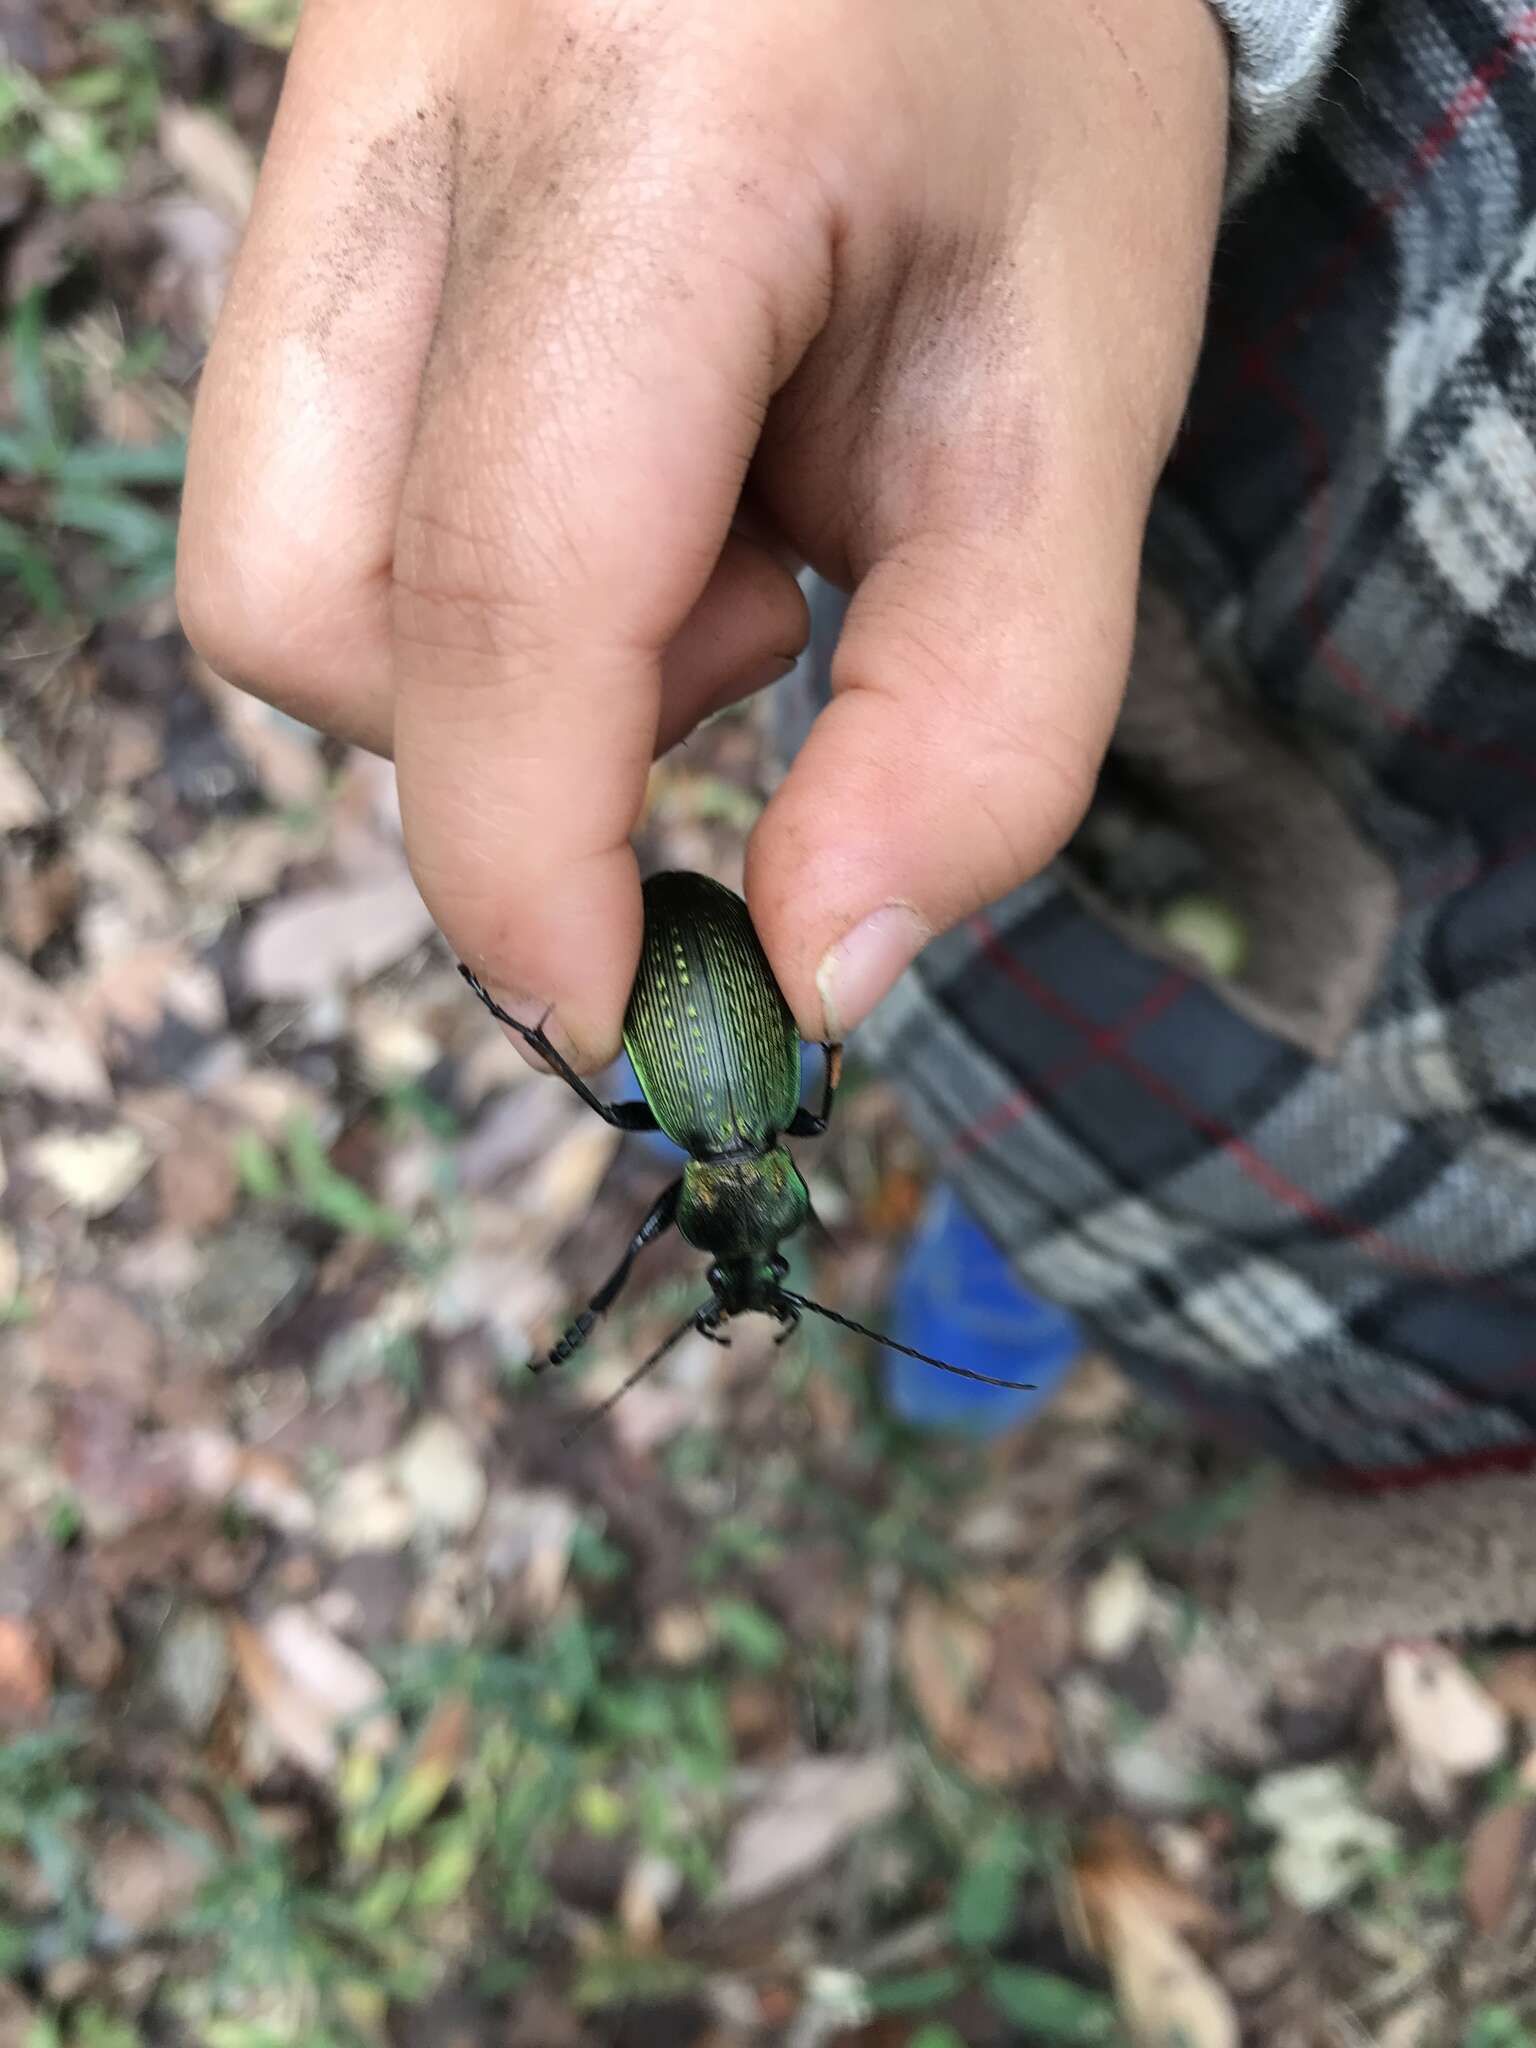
<box><xmin>461</xmin><ymin>870</ymin><xmax>1034</xmax><ymax>1418</ymax></box>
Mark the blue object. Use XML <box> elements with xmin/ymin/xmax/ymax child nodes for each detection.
<box><xmin>884</xmin><ymin>1186</ymin><xmax>1081</xmax><ymax>1433</ymax></box>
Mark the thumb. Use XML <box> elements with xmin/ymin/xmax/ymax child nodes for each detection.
<box><xmin>746</xmin><ymin>478</ymin><xmax>1144</xmax><ymax>1041</ymax></box>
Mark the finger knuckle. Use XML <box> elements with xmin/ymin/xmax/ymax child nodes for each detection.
<box><xmin>175</xmin><ymin>524</ymin><xmax>335</xmax><ymax>707</ymax></box>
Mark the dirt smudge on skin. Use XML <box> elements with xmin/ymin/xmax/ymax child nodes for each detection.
<box><xmin>302</xmin><ymin>95</ymin><xmax>459</xmax><ymax>353</ymax></box>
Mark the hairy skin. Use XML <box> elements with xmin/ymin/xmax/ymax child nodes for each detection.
<box><xmin>178</xmin><ymin>0</ymin><xmax>1229</xmax><ymax>1066</ymax></box>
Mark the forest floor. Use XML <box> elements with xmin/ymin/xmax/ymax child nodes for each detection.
<box><xmin>4</xmin><ymin>7</ymin><xmax>1536</xmax><ymax>2046</ymax></box>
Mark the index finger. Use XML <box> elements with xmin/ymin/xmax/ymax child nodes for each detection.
<box><xmin>391</xmin><ymin>63</ymin><xmax>815</xmax><ymax>1065</ymax></box>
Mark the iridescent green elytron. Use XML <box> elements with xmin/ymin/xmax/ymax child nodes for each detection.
<box><xmin>460</xmin><ymin>871</ymin><xmax>1033</xmax><ymax>1417</ymax></box>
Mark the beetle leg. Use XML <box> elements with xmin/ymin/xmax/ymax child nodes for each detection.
<box><xmin>773</xmin><ymin>1300</ymin><xmax>801</xmax><ymax>1346</ymax></box>
<box><xmin>531</xmin><ymin>1180</ymin><xmax>682</xmax><ymax>1373</ymax></box>
<box><xmin>696</xmin><ymin>1301</ymin><xmax>732</xmax><ymax>1347</ymax></box>
<box><xmin>559</xmin><ymin>1302</ymin><xmax>715</xmax><ymax>1445</ymax></box>
<box><xmin>785</xmin><ymin>1042</ymin><xmax>843</xmax><ymax>1139</ymax></box>
<box><xmin>459</xmin><ymin>968</ymin><xmax>658</xmax><ymax>1131</ymax></box>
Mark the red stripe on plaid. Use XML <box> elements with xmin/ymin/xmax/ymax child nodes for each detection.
<box><xmin>1193</xmin><ymin>9</ymin><xmax>1536</xmax><ymax>403</ymax></box>
<box><xmin>949</xmin><ymin>968</ymin><xmax>1189</xmax><ymax>1162</ymax></box>
<box><xmin>1417</xmin><ymin>822</ymin><xmax>1536</xmax><ymax>903</ymax></box>
<box><xmin>970</xmin><ymin>910</ymin><xmax>1528</xmax><ymax>1297</ymax></box>
<box><xmin>1250</xmin><ymin>351</ymin><xmax>1536</xmax><ymax>782</ymax></box>
<box><xmin>1336</xmin><ymin>1434</ymin><xmax>1536</xmax><ymax>1492</ymax></box>
<box><xmin>1257</xmin><ymin>8</ymin><xmax>1536</xmax><ymax>359</ymax></box>
<box><xmin>1180</xmin><ymin>10</ymin><xmax>1536</xmax><ymax>778</ymax></box>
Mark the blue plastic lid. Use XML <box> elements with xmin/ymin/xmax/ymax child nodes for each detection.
<box><xmin>883</xmin><ymin>1186</ymin><xmax>1080</xmax><ymax>1433</ymax></box>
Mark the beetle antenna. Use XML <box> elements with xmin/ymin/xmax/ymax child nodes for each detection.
<box><xmin>776</xmin><ymin>1289</ymin><xmax>1037</xmax><ymax>1393</ymax></box>
<box><xmin>560</xmin><ymin>1305</ymin><xmax>708</xmax><ymax>1447</ymax></box>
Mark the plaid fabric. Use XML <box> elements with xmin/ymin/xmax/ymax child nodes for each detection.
<box><xmin>797</xmin><ymin>0</ymin><xmax>1536</xmax><ymax>1486</ymax></box>
<box><xmin>1209</xmin><ymin>0</ymin><xmax>1348</xmax><ymax>183</ymax></box>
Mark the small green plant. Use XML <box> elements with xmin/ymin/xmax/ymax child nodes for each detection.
<box><xmin>0</xmin><ymin>22</ymin><xmax>160</xmax><ymax>206</ymax></box>
<box><xmin>0</xmin><ymin>1718</ymin><xmax>97</xmax><ymax>1966</ymax></box>
<box><xmin>1464</xmin><ymin>2010</ymin><xmax>1536</xmax><ymax>2048</ymax></box>
<box><xmin>177</xmin><ymin>1790</ymin><xmax>435</xmax><ymax>2048</ymax></box>
<box><xmin>234</xmin><ymin>1117</ymin><xmax>410</xmax><ymax>1242</ymax></box>
<box><xmin>862</xmin><ymin>1764</ymin><xmax>1101</xmax><ymax>2044</ymax></box>
<box><xmin>208</xmin><ymin>0</ymin><xmax>303</xmax><ymax>50</ymax></box>
<box><xmin>0</xmin><ymin>290</ymin><xmax>184</xmax><ymax>618</ymax></box>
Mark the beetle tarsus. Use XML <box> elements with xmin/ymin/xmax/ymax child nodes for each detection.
<box><xmin>559</xmin><ymin>1303</ymin><xmax>709</xmax><ymax>1446</ymax></box>
<box><xmin>545</xmin><ymin>1311</ymin><xmax>596</xmax><ymax>1368</ymax></box>
<box><xmin>772</xmin><ymin>1302</ymin><xmax>800</xmax><ymax>1346</ymax></box>
<box><xmin>458</xmin><ymin>964</ymin><xmax>659</xmax><ymax>1134</ymax></box>
<box><xmin>786</xmin><ymin>1040</ymin><xmax>843</xmax><ymax>1139</ymax></box>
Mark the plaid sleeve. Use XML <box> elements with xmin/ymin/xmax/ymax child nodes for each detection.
<box><xmin>785</xmin><ymin>0</ymin><xmax>1536</xmax><ymax>1491</ymax></box>
<box><xmin>1208</xmin><ymin>0</ymin><xmax>1350</xmax><ymax>187</ymax></box>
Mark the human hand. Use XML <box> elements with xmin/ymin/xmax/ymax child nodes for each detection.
<box><xmin>178</xmin><ymin>0</ymin><xmax>1228</xmax><ymax>1063</ymax></box>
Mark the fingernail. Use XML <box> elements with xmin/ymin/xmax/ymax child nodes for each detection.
<box><xmin>484</xmin><ymin>981</ymin><xmax>573</xmax><ymax>1074</ymax></box>
<box><xmin>816</xmin><ymin>905</ymin><xmax>930</xmax><ymax>1039</ymax></box>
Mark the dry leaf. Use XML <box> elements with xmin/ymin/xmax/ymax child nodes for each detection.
<box><xmin>57</xmin><ymin>1398</ymin><xmax>201</xmax><ymax>1540</ymax></box>
<box><xmin>899</xmin><ymin>1579</ymin><xmax>1061</xmax><ymax>1784</ymax></box>
<box><xmin>74</xmin><ymin>828</ymin><xmax>178</xmax><ymax>955</ymax></box>
<box><xmin>1072</xmin><ymin>1819</ymin><xmax>1219</xmax><ymax>1949</ymax></box>
<box><xmin>651</xmin><ymin>1604</ymin><xmax>716</xmax><ymax>1668</ymax></box>
<box><xmin>1103</xmin><ymin>1899</ymin><xmax>1239</xmax><ymax>2048</ymax></box>
<box><xmin>0</xmin><ymin>1977</ymin><xmax>37</xmax><ymax>2043</ymax></box>
<box><xmin>0</xmin><ymin>741</ymin><xmax>45</xmax><ymax>830</ymax></box>
<box><xmin>320</xmin><ymin>1461</ymin><xmax>417</xmax><ymax>1555</ymax></box>
<box><xmin>151</xmin><ymin>1105</ymin><xmax>239</xmax><ymax>1232</ymax></box>
<box><xmin>393</xmin><ymin>1416</ymin><xmax>486</xmax><ymax>1537</ymax></box>
<box><xmin>1250</xmin><ymin>1764</ymin><xmax>1401</xmax><ymax>1911</ymax></box>
<box><xmin>0</xmin><ymin>955</ymin><xmax>111</xmax><ymax>1103</ymax></box>
<box><xmin>22</xmin><ymin>1280</ymin><xmax>160</xmax><ymax>1403</ymax></box>
<box><xmin>1080</xmin><ymin>1553</ymin><xmax>1153</xmax><ymax>1663</ymax></box>
<box><xmin>0</xmin><ymin>1617</ymin><xmax>52</xmax><ymax>1728</ymax></box>
<box><xmin>1072</xmin><ymin>1822</ymin><xmax>1235</xmax><ymax>2048</ymax></box>
<box><xmin>482</xmin><ymin>1489</ymin><xmax>580</xmax><ymax>1619</ymax></box>
<box><xmin>159</xmin><ymin>101</ymin><xmax>258</xmax><ymax>223</ymax></box>
<box><xmin>513</xmin><ymin>1120</ymin><xmax>624</xmax><ymax>1250</ymax></box>
<box><xmin>92</xmin><ymin>1824</ymin><xmax>209</xmax><ymax>1933</ymax></box>
<box><xmin>189</xmin><ymin>658</ymin><xmax>327</xmax><ymax>808</ymax></box>
<box><xmin>618</xmin><ymin>1851</ymin><xmax>683</xmax><ymax>1947</ymax></box>
<box><xmin>230</xmin><ymin>1605</ymin><xmax>397</xmax><ymax>1782</ymax></box>
<box><xmin>75</xmin><ymin>943</ymin><xmax>226</xmax><ymax>1044</ymax></box>
<box><xmin>1463</xmin><ymin>1798</ymin><xmax>1536</xmax><ymax>1935</ymax></box>
<box><xmin>389</xmin><ymin>1694</ymin><xmax>472</xmax><ymax>1833</ymax></box>
<box><xmin>2</xmin><ymin>844</ymin><xmax>79</xmax><ymax>958</ymax></box>
<box><xmin>900</xmin><ymin>1586</ymin><xmax>991</xmax><ymax>1747</ymax></box>
<box><xmin>1382</xmin><ymin>1642</ymin><xmax>1507</xmax><ymax>1810</ymax></box>
<box><xmin>242</xmin><ymin>870</ymin><xmax>436</xmax><ymax>1001</ymax></box>
<box><xmin>48</xmin><ymin>1567</ymin><xmax>125</xmax><ymax>1691</ymax></box>
<box><xmin>716</xmin><ymin>1752</ymin><xmax>904</xmax><ymax>1909</ymax></box>
<box><xmin>232</xmin><ymin>1450</ymin><xmax>316</xmax><ymax>1536</ymax></box>
<box><xmin>175</xmin><ymin>814</ymin><xmax>327</xmax><ymax>908</ymax></box>
<box><xmin>28</xmin><ymin>1125</ymin><xmax>150</xmax><ymax>1216</ymax></box>
<box><xmin>1377</xmin><ymin>1999</ymin><xmax>1450</xmax><ymax>2048</ymax></box>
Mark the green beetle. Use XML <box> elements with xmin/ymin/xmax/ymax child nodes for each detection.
<box><xmin>461</xmin><ymin>870</ymin><xmax>1032</xmax><ymax>1412</ymax></box>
